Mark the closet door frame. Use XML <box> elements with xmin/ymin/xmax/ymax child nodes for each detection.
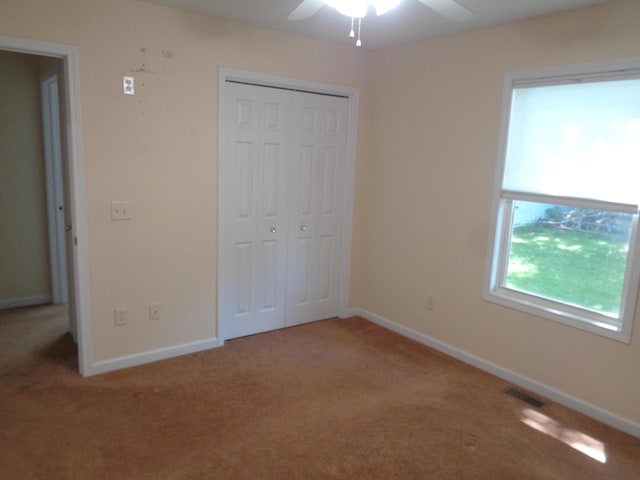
<box><xmin>217</xmin><ymin>68</ymin><xmax>359</xmax><ymax>344</ymax></box>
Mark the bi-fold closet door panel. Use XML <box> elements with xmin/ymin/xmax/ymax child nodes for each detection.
<box><xmin>286</xmin><ymin>92</ymin><xmax>347</xmax><ymax>327</ymax></box>
<box><xmin>222</xmin><ymin>81</ymin><xmax>348</xmax><ymax>340</ymax></box>
<box><xmin>222</xmin><ymin>82</ymin><xmax>290</xmax><ymax>340</ymax></box>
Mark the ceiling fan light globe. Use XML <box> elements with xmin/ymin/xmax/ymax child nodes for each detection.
<box><xmin>325</xmin><ymin>0</ymin><xmax>368</xmax><ymax>18</ymax></box>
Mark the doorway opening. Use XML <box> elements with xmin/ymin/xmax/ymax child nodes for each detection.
<box><xmin>0</xmin><ymin>50</ymin><xmax>73</xmax><ymax>370</ymax></box>
<box><xmin>0</xmin><ymin>35</ymin><xmax>92</xmax><ymax>376</ymax></box>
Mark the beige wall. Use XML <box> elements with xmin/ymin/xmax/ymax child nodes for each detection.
<box><xmin>1</xmin><ymin>0</ymin><xmax>639</xmax><ymax>426</ymax></box>
<box><xmin>0</xmin><ymin>0</ymin><xmax>369</xmax><ymax>360</ymax></box>
<box><xmin>0</xmin><ymin>51</ymin><xmax>51</xmax><ymax>303</ymax></box>
<box><xmin>355</xmin><ymin>0</ymin><xmax>640</xmax><ymax>423</ymax></box>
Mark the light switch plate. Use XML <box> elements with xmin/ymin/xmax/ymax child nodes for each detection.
<box><xmin>111</xmin><ymin>201</ymin><xmax>132</xmax><ymax>221</ymax></box>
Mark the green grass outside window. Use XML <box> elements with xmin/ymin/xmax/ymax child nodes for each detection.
<box><xmin>506</xmin><ymin>226</ymin><xmax>630</xmax><ymax>316</ymax></box>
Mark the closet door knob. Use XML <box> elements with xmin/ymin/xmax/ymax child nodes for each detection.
<box><xmin>270</xmin><ymin>227</ymin><xmax>277</xmax><ymax>233</ymax></box>
<box><xmin>300</xmin><ymin>225</ymin><xmax>307</xmax><ymax>232</ymax></box>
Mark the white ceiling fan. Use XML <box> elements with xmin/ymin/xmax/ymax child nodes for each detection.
<box><xmin>288</xmin><ymin>0</ymin><xmax>474</xmax><ymax>46</ymax></box>
<box><xmin>288</xmin><ymin>0</ymin><xmax>474</xmax><ymax>22</ymax></box>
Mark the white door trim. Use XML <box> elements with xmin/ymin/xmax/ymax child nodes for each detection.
<box><xmin>0</xmin><ymin>35</ymin><xmax>93</xmax><ymax>376</ymax></box>
<box><xmin>217</xmin><ymin>68</ymin><xmax>359</xmax><ymax>343</ymax></box>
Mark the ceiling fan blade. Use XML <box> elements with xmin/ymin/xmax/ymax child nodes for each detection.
<box><xmin>288</xmin><ymin>0</ymin><xmax>326</xmax><ymax>21</ymax></box>
<box><xmin>416</xmin><ymin>0</ymin><xmax>474</xmax><ymax>22</ymax></box>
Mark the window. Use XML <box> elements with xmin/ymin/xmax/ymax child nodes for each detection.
<box><xmin>484</xmin><ymin>59</ymin><xmax>640</xmax><ymax>342</ymax></box>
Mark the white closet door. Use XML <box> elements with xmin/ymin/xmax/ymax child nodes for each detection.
<box><xmin>222</xmin><ymin>82</ymin><xmax>290</xmax><ymax>339</ymax></box>
<box><xmin>286</xmin><ymin>92</ymin><xmax>348</xmax><ymax>326</ymax></box>
<box><xmin>221</xmin><ymin>82</ymin><xmax>349</xmax><ymax>339</ymax></box>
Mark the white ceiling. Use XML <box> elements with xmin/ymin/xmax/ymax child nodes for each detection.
<box><xmin>141</xmin><ymin>0</ymin><xmax>613</xmax><ymax>50</ymax></box>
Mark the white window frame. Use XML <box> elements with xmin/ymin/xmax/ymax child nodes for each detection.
<box><xmin>484</xmin><ymin>57</ymin><xmax>640</xmax><ymax>344</ymax></box>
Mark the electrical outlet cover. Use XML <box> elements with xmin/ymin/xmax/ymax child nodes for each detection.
<box><xmin>123</xmin><ymin>76</ymin><xmax>134</xmax><ymax>95</ymax></box>
<box><xmin>111</xmin><ymin>201</ymin><xmax>132</xmax><ymax>221</ymax></box>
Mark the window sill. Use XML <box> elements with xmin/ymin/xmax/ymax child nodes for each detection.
<box><xmin>483</xmin><ymin>288</ymin><xmax>632</xmax><ymax>344</ymax></box>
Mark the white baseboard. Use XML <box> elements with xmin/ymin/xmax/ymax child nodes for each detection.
<box><xmin>0</xmin><ymin>296</ymin><xmax>52</xmax><ymax>310</ymax></box>
<box><xmin>349</xmin><ymin>307</ymin><xmax>640</xmax><ymax>440</ymax></box>
<box><xmin>87</xmin><ymin>337</ymin><xmax>221</xmax><ymax>376</ymax></box>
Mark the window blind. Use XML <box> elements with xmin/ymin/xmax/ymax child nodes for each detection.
<box><xmin>502</xmin><ymin>78</ymin><xmax>640</xmax><ymax>206</ymax></box>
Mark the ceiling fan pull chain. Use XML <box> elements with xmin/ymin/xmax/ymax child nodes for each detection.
<box><xmin>349</xmin><ymin>16</ymin><xmax>355</xmax><ymax>38</ymax></box>
<box><xmin>356</xmin><ymin>16</ymin><xmax>362</xmax><ymax>46</ymax></box>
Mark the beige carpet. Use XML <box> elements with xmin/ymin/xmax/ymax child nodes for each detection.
<box><xmin>1</xmin><ymin>304</ymin><xmax>639</xmax><ymax>479</ymax></box>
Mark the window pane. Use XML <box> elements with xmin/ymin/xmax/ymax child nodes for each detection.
<box><xmin>505</xmin><ymin>201</ymin><xmax>633</xmax><ymax>317</ymax></box>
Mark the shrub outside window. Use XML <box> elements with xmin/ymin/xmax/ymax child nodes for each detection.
<box><xmin>484</xmin><ymin>59</ymin><xmax>640</xmax><ymax>343</ymax></box>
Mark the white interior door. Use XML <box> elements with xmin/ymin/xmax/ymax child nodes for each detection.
<box><xmin>221</xmin><ymin>81</ymin><xmax>349</xmax><ymax>339</ymax></box>
<box><xmin>41</xmin><ymin>72</ymin><xmax>69</xmax><ymax>306</ymax></box>
<box><xmin>222</xmin><ymin>82</ymin><xmax>290</xmax><ymax>340</ymax></box>
<box><xmin>286</xmin><ymin>92</ymin><xmax>347</xmax><ymax>326</ymax></box>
